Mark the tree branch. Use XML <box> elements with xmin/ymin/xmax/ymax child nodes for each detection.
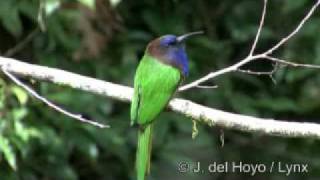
<box><xmin>264</xmin><ymin>0</ymin><xmax>320</xmax><ymax>55</ymax></box>
<box><xmin>1</xmin><ymin>57</ymin><xmax>320</xmax><ymax>139</ymax></box>
<box><xmin>2</xmin><ymin>68</ymin><xmax>108</xmax><ymax>128</ymax></box>
<box><xmin>249</xmin><ymin>0</ymin><xmax>267</xmax><ymax>56</ymax></box>
<box><xmin>179</xmin><ymin>0</ymin><xmax>320</xmax><ymax>91</ymax></box>
<box><xmin>4</xmin><ymin>28</ymin><xmax>40</xmax><ymax>57</ymax></box>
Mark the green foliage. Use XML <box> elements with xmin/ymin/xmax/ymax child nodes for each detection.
<box><xmin>1</xmin><ymin>0</ymin><xmax>320</xmax><ymax>179</ymax></box>
<box><xmin>0</xmin><ymin>135</ymin><xmax>17</xmax><ymax>170</ymax></box>
<box><xmin>78</xmin><ymin>0</ymin><xmax>95</xmax><ymax>9</ymax></box>
<box><xmin>0</xmin><ymin>1</ymin><xmax>23</xmax><ymax>37</ymax></box>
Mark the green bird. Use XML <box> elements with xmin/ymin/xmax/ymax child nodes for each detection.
<box><xmin>130</xmin><ymin>31</ymin><xmax>202</xmax><ymax>180</ymax></box>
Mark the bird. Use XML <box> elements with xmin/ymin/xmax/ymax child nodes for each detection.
<box><xmin>130</xmin><ymin>31</ymin><xmax>202</xmax><ymax>180</ymax></box>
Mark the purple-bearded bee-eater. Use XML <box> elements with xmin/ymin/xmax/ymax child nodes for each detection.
<box><xmin>130</xmin><ymin>31</ymin><xmax>203</xmax><ymax>180</ymax></box>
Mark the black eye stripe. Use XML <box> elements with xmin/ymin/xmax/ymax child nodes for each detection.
<box><xmin>168</xmin><ymin>40</ymin><xmax>177</xmax><ymax>46</ymax></box>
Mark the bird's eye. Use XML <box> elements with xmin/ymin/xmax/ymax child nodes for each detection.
<box><xmin>167</xmin><ymin>40</ymin><xmax>177</xmax><ymax>46</ymax></box>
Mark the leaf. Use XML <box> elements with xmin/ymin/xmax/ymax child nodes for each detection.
<box><xmin>18</xmin><ymin>0</ymin><xmax>38</xmax><ymax>21</ymax></box>
<box><xmin>0</xmin><ymin>1</ymin><xmax>23</xmax><ymax>37</ymax></box>
<box><xmin>11</xmin><ymin>86</ymin><xmax>28</xmax><ymax>105</ymax></box>
<box><xmin>12</xmin><ymin>108</ymin><xmax>28</xmax><ymax>121</ymax></box>
<box><xmin>78</xmin><ymin>0</ymin><xmax>95</xmax><ymax>10</ymax></box>
<box><xmin>0</xmin><ymin>136</ymin><xmax>17</xmax><ymax>170</ymax></box>
<box><xmin>14</xmin><ymin>119</ymin><xmax>41</xmax><ymax>143</ymax></box>
<box><xmin>0</xmin><ymin>78</ymin><xmax>5</xmax><ymax>109</ymax></box>
<box><xmin>110</xmin><ymin>0</ymin><xmax>121</xmax><ymax>7</ymax></box>
<box><xmin>44</xmin><ymin>0</ymin><xmax>61</xmax><ymax>15</ymax></box>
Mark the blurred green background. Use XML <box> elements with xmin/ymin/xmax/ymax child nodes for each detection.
<box><xmin>1</xmin><ymin>0</ymin><xmax>320</xmax><ymax>179</ymax></box>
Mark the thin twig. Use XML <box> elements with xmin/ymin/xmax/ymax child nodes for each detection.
<box><xmin>264</xmin><ymin>55</ymin><xmax>320</xmax><ymax>69</ymax></box>
<box><xmin>264</xmin><ymin>0</ymin><xmax>320</xmax><ymax>55</ymax></box>
<box><xmin>237</xmin><ymin>69</ymin><xmax>274</xmax><ymax>75</ymax></box>
<box><xmin>269</xmin><ymin>74</ymin><xmax>277</xmax><ymax>85</ymax></box>
<box><xmin>238</xmin><ymin>62</ymin><xmax>280</xmax><ymax>85</ymax></box>
<box><xmin>249</xmin><ymin>0</ymin><xmax>267</xmax><ymax>56</ymax></box>
<box><xmin>1</xmin><ymin>1</ymin><xmax>320</xmax><ymax>139</ymax></box>
<box><xmin>237</xmin><ymin>61</ymin><xmax>278</xmax><ymax>76</ymax></box>
<box><xmin>179</xmin><ymin>0</ymin><xmax>320</xmax><ymax>91</ymax></box>
<box><xmin>4</xmin><ymin>28</ymin><xmax>40</xmax><ymax>57</ymax></box>
<box><xmin>2</xmin><ymin>68</ymin><xmax>109</xmax><ymax>128</ymax></box>
<box><xmin>3</xmin><ymin>57</ymin><xmax>320</xmax><ymax>139</ymax></box>
<box><xmin>195</xmin><ymin>85</ymin><xmax>218</xmax><ymax>89</ymax></box>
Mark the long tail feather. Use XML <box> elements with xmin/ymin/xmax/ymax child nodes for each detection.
<box><xmin>136</xmin><ymin>124</ymin><xmax>153</xmax><ymax>180</ymax></box>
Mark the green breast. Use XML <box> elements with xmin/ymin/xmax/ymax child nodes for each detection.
<box><xmin>130</xmin><ymin>54</ymin><xmax>181</xmax><ymax>125</ymax></box>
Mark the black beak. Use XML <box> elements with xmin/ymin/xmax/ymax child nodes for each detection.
<box><xmin>177</xmin><ymin>31</ymin><xmax>204</xmax><ymax>43</ymax></box>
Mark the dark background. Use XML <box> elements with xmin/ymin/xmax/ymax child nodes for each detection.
<box><xmin>0</xmin><ymin>0</ymin><xmax>320</xmax><ymax>179</ymax></box>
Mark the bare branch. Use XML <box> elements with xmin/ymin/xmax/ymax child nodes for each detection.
<box><xmin>1</xmin><ymin>57</ymin><xmax>320</xmax><ymax>139</ymax></box>
<box><xmin>237</xmin><ymin>63</ymin><xmax>280</xmax><ymax>84</ymax></box>
<box><xmin>170</xmin><ymin>99</ymin><xmax>320</xmax><ymax>139</ymax></box>
<box><xmin>0</xmin><ymin>1</ymin><xmax>320</xmax><ymax>138</ymax></box>
<box><xmin>249</xmin><ymin>0</ymin><xmax>267</xmax><ymax>56</ymax></box>
<box><xmin>264</xmin><ymin>56</ymin><xmax>320</xmax><ymax>69</ymax></box>
<box><xmin>237</xmin><ymin>62</ymin><xmax>278</xmax><ymax>76</ymax></box>
<box><xmin>180</xmin><ymin>0</ymin><xmax>320</xmax><ymax>91</ymax></box>
<box><xmin>179</xmin><ymin>55</ymin><xmax>260</xmax><ymax>91</ymax></box>
<box><xmin>264</xmin><ymin>0</ymin><xmax>320</xmax><ymax>55</ymax></box>
<box><xmin>4</xmin><ymin>28</ymin><xmax>40</xmax><ymax>57</ymax></box>
<box><xmin>195</xmin><ymin>85</ymin><xmax>218</xmax><ymax>89</ymax></box>
<box><xmin>1</xmin><ymin>67</ymin><xmax>109</xmax><ymax>128</ymax></box>
<box><xmin>237</xmin><ymin>68</ymin><xmax>274</xmax><ymax>75</ymax></box>
<box><xmin>269</xmin><ymin>74</ymin><xmax>277</xmax><ymax>85</ymax></box>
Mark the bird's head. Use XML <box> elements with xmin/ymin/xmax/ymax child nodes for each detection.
<box><xmin>146</xmin><ymin>31</ymin><xmax>203</xmax><ymax>76</ymax></box>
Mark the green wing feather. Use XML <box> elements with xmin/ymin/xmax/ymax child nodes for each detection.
<box><xmin>131</xmin><ymin>54</ymin><xmax>181</xmax><ymax>125</ymax></box>
<box><xmin>130</xmin><ymin>54</ymin><xmax>181</xmax><ymax>180</ymax></box>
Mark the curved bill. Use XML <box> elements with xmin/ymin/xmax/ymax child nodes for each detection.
<box><xmin>177</xmin><ymin>31</ymin><xmax>204</xmax><ymax>43</ymax></box>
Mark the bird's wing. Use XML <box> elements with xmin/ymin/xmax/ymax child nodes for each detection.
<box><xmin>130</xmin><ymin>54</ymin><xmax>181</xmax><ymax>126</ymax></box>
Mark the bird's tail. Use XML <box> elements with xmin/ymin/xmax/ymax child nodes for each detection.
<box><xmin>136</xmin><ymin>123</ymin><xmax>153</xmax><ymax>180</ymax></box>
